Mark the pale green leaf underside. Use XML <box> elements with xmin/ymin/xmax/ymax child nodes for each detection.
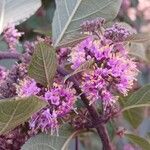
<box><xmin>52</xmin><ymin>0</ymin><xmax>122</xmax><ymax>47</ymax></box>
<box><xmin>28</xmin><ymin>43</ymin><xmax>57</xmax><ymax>87</ymax></box>
<box><xmin>0</xmin><ymin>0</ymin><xmax>41</xmax><ymax>33</ymax></box>
<box><xmin>56</xmin><ymin>33</ymin><xmax>88</xmax><ymax>48</ymax></box>
<box><xmin>125</xmin><ymin>33</ymin><xmax>150</xmax><ymax>43</ymax></box>
<box><xmin>123</xmin><ymin>108</ymin><xmax>143</xmax><ymax>129</ymax></box>
<box><xmin>122</xmin><ymin>84</ymin><xmax>150</xmax><ymax>111</ymax></box>
<box><xmin>119</xmin><ymin>97</ymin><xmax>143</xmax><ymax>129</ymax></box>
<box><xmin>0</xmin><ymin>96</ymin><xmax>47</xmax><ymax>135</ymax></box>
<box><xmin>125</xmin><ymin>133</ymin><xmax>150</xmax><ymax>150</ymax></box>
<box><xmin>21</xmin><ymin>125</ymin><xmax>75</xmax><ymax>150</ymax></box>
<box><xmin>127</xmin><ymin>43</ymin><xmax>148</xmax><ymax>62</ymax></box>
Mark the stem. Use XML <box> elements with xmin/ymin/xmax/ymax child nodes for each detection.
<box><xmin>75</xmin><ymin>136</ymin><xmax>78</xmax><ymax>150</ymax></box>
<box><xmin>57</xmin><ymin>66</ymin><xmax>113</xmax><ymax>150</ymax></box>
<box><xmin>96</xmin><ymin>125</ymin><xmax>113</xmax><ymax>150</ymax></box>
<box><xmin>0</xmin><ymin>52</ymin><xmax>22</xmax><ymax>60</ymax></box>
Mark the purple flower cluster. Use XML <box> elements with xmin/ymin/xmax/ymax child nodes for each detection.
<box><xmin>69</xmin><ymin>37</ymin><xmax>138</xmax><ymax>108</ymax></box>
<box><xmin>29</xmin><ymin>109</ymin><xmax>58</xmax><ymax>135</ymax></box>
<box><xmin>16</xmin><ymin>77</ymin><xmax>40</xmax><ymax>97</ymax></box>
<box><xmin>0</xmin><ymin>126</ymin><xmax>30</xmax><ymax>150</ymax></box>
<box><xmin>0</xmin><ymin>21</ymin><xmax>140</xmax><ymax>149</ymax></box>
<box><xmin>104</xmin><ymin>24</ymin><xmax>131</xmax><ymax>42</ymax></box>
<box><xmin>69</xmin><ymin>37</ymin><xmax>93</xmax><ymax>69</ymax></box>
<box><xmin>81</xmin><ymin>17</ymin><xmax>105</xmax><ymax>32</ymax></box>
<box><xmin>0</xmin><ymin>63</ymin><xmax>27</xmax><ymax>99</ymax></box>
<box><xmin>0</xmin><ymin>66</ymin><xmax>7</xmax><ymax>83</ymax></box>
<box><xmin>45</xmin><ymin>83</ymin><xmax>76</xmax><ymax>116</ymax></box>
<box><xmin>15</xmin><ymin>77</ymin><xmax>77</xmax><ymax>134</ymax></box>
<box><xmin>57</xmin><ymin>48</ymin><xmax>70</xmax><ymax>64</ymax></box>
<box><xmin>23</xmin><ymin>41</ymin><xmax>35</xmax><ymax>54</ymax></box>
<box><xmin>28</xmin><ymin>82</ymin><xmax>76</xmax><ymax>134</ymax></box>
<box><xmin>3</xmin><ymin>24</ymin><xmax>24</xmax><ymax>51</ymax></box>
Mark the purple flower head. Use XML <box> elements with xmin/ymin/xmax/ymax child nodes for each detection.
<box><xmin>0</xmin><ymin>126</ymin><xmax>30</xmax><ymax>150</ymax></box>
<box><xmin>0</xmin><ymin>62</ymin><xmax>29</xmax><ymax>99</ymax></box>
<box><xmin>57</xmin><ymin>48</ymin><xmax>70</xmax><ymax>64</ymax></box>
<box><xmin>3</xmin><ymin>24</ymin><xmax>24</xmax><ymax>51</ymax></box>
<box><xmin>16</xmin><ymin>77</ymin><xmax>40</xmax><ymax>97</ymax></box>
<box><xmin>69</xmin><ymin>36</ymin><xmax>93</xmax><ymax>69</ymax></box>
<box><xmin>29</xmin><ymin>109</ymin><xmax>59</xmax><ymax>135</ymax></box>
<box><xmin>0</xmin><ymin>66</ymin><xmax>7</xmax><ymax>82</ymax></box>
<box><xmin>104</xmin><ymin>24</ymin><xmax>132</xmax><ymax>42</ymax></box>
<box><xmin>70</xmin><ymin>37</ymin><xmax>138</xmax><ymax>109</ymax></box>
<box><xmin>44</xmin><ymin>82</ymin><xmax>76</xmax><ymax>116</ymax></box>
<box><xmin>45</xmin><ymin>90</ymin><xmax>60</xmax><ymax>106</ymax></box>
<box><xmin>81</xmin><ymin>17</ymin><xmax>105</xmax><ymax>32</ymax></box>
<box><xmin>28</xmin><ymin>82</ymin><xmax>76</xmax><ymax>134</ymax></box>
<box><xmin>37</xmin><ymin>36</ymin><xmax>52</xmax><ymax>45</ymax></box>
<box><xmin>23</xmin><ymin>41</ymin><xmax>35</xmax><ymax>54</ymax></box>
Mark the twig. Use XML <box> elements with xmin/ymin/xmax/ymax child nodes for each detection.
<box><xmin>75</xmin><ymin>136</ymin><xmax>78</xmax><ymax>150</ymax></box>
<box><xmin>0</xmin><ymin>52</ymin><xmax>22</xmax><ymax>60</ymax></box>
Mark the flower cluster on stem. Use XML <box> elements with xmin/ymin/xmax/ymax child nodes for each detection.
<box><xmin>0</xmin><ymin>20</ymin><xmax>139</xmax><ymax>150</ymax></box>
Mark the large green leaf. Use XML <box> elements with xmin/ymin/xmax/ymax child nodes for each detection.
<box><xmin>0</xmin><ymin>0</ymin><xmax>41</xmax><ymax>33</ymax></box>
<box><xmin>0</xmin><ymin>96</ymin><xmax>47</xmax><ymax>135</ymax></box>
<box><xmin>28</xmin><ymin>43</ymin><xmax>57</xmax><ymax>88</ymax></box>
<box><xmin>127</xmin><ymin>42</ymin><xmax>148</xmax><ymax>62</ymax></box>
<box><xmin>55</xmin><ymin>33</ymin><xmax>89</xmax><ymax>48</ymax></box>
<box><xmin>122</xmin><ymin>84</ymin><xmax>150</xmax><ymax>111</ymax></box>
<box><xmin>119</xmin><ymin>97</ymin><xmax>144</xmax><ymax>129</ymax></box>
<box><xmin>21</xmin><ymin>125</ymin><xmax>80</xmax><ymax>150</ymax></box>
<box><xmin>125</xmin><ymin>33</ymin><xmax>150</xmax><ymax>43</ymax></box>
<box><xmin>125</xmin><ymin>133</ymin><xmax>150</xmax><ymax>150</ymax></box>
<box><xmin>123</xmin><ymin>108</ymin><xmax>143</xmax><ymax>129</ymax></box>
<box><xmin>52</xmin><ymin>0</ymin><xmax>122</xmax><ymax>47</ymax></box>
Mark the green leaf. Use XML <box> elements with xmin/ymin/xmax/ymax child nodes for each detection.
<box><xmin>122</xmin><ymin>84</ymin><xmax>150</xmax><ymax>111</ymax></box>
<box><xmin>0</xmin><ymin>0</ymin><xmax>41</xmax><ymax>33</ymax></box>
<box><xmin>125</xmin><ymin>33</ymin><xmax>150</xmax><ymax>43</ymax></box>
<box><xmin>119</xmin><ymin>97</ymin><xmax>144</xmax><ymax>129</ymax></box>
<box><xmin>79</xmin><ymin>132</ymin><xmax>102</xmax><ymax>150</ymax></box>
<box><xmin>64</xmin><ymin>58</ymin><xmax>95</xmax><ymax>82</ymax></box>
<box><xmin>127</xmin><ymin>42</ymin><xmax>148</xmax><ymax>62</ymax></box>
<box><xmin>21</xmin><ymin>125</ymin><xmax>80</xmax><ymax>150</ymax></box>
<box><xmin>28</xmin><ymin>43</ymin><xmax>57</xmax><ymax>88</ymax></box>
<box><xmin>56</xmin><ymin>33</ymin><xmax>89</xmax><ymax>48</ymax></box>
<box><xmin>125</xmin><ymin>133</ymin><xmax>150</xmax><ymax>150</ymax></box>
<box><xmin>33</xmin><ymin>29</ymin><xmax>52</xmax><ymax>36</ymax></box>
<box><xmin>0</xmin><ymin>96</ymin><xmax>47</xmax><ymax>135</ymax></box>
<box><xmin>52</xmin><ymin>0</ymin><xmax>122</xmax><ymax>47</ymax></box>
<box><xmin>123</xmin><ymin>108</ymin><xmax>143</xmax><ymax>129</ymax></box>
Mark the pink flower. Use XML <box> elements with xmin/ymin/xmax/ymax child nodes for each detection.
<box><xmin>29</xmin><ymin>109</ymin><xmax>59</xmax><ymax>135</ymax></box>
<box><xmin>44</xmin><ymin>82</ymin><xmax>76</xmax><ymax>116</ymax></box>
<box><xmin>69</xmin><ymin>36</ymin><xmax>138</xmax><ymax>108</ymax></box>
<box><xmin>16</xmin><ymin>77</ymin><xmax>40</xmax><ymax>97</ymax></box>
<box><xmin>3</xmin><ymin>24</ymin><xmax>24</xmax><ymax>51</ymax></box>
